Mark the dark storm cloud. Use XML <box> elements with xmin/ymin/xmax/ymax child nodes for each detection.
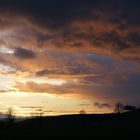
<box><xmin>0</xmin><ymin>0</ymin><xmax>97</xmax><ymax>28</ymax></box>
<box><xmin>93</xmin><ymin>31</ymin><xmax>130</xmax><ymax>51</ymax></box>
<box><xmin>127</xmin><ymin>32</ymin><xmax>140</xmax><ymax>46</ymax></box>
<box><xmin>0</xmin><ymin>0</ymin><xmax>140</xmax><ymax>28</ymax></box>
<box><xmin>14</xmin><ymin>48</ymin><xmax>36</xmax><ymax>59</ymax></box>
<box><xmin>0</xmin><ymin>0</ymin><xmax>140</xmax><ymax>60</ymax></box>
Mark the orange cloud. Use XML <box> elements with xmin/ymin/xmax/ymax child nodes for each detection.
<box><xmin>0</xmin><ymin>1</ymin><xmax>140</xmax><ymax>107</ymax></box>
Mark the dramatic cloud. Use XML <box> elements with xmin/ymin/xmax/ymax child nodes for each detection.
<box><xmin>14</xmin><ymin>69</ymin><xmax>140</xmax><ymax>104</ymax></box>
<box><xmin>14</xmin><ymin>48</ymin><xmax>36</xmax><ymax>59</ymax></box>
<box><xmin>0</xmin><ymin>0</ymin><xmax>140</xmax><ymax>60</ymax></box>
<box><xmin>0</xmin><ymin>0</ymin><xmax>140</xmax><ymax>113</ymax></box>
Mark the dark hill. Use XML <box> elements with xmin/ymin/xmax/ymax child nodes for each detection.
<box><xmin>1</xmin><ymin>109</ymin><xmax>140</xmax><ymax>138</ymax></box>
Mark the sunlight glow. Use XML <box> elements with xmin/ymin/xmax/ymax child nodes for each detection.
<box><xmin>14</xmin><ymin>77</ymin><xmax>66</xmax><ymax>86</ymax></box>
<box><xmin>0</xmin><ymin>45</ymin><xmax>14</xmax><ymax>54</ymax></box>
<box><xmin>0</xmin><ymin>64</ymin><xmax>17</xmax><ymax>73</ymax></box>
<box><xmin>4</xmin><ymin>92</ymin><xmax>29</xmax><ymax>97</ymax></box>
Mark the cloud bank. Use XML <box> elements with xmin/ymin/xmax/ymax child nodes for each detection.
<box><xmin>0</xmin><ymin>0</ymin><xmax>140</xmax><ymax>105</ymax></box>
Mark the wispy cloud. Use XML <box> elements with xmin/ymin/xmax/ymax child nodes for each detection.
<box><xmin>94</xmin><ymin>102</ymin><xmax>111</xmax><ymax>109</ymax></box>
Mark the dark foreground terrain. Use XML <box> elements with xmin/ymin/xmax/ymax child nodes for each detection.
<box><xmin>0</xmin><ymin>110</ymin><xmax>140</xmax><ymax>139</ymax></box>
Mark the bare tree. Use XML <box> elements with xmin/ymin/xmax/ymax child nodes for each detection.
<box><xmin>35</xmin><ymin>108</ymin><xmax>44</xmax><ymax>117</ymax></box>
<box><xmin>114</xmin><ymin>103</ymin><xmax>124</xmax><ymax>113</ymax></box>
<box><xmin>6</xmin><ymin>107</ymin><xmax>15</xmax><ymax>126</ymax></box>
<box><xmin>7</xmin><ymin>107</ymin><xmax>14</xmax><ymax>120</ymax></box>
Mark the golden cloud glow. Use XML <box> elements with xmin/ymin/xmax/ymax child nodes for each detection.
<box><xmin>0</xmin><ymin>1</ymin><xmax>140</xmax><ymax>116</ymax></box>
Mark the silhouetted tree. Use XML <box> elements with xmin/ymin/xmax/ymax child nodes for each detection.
<box><xmin>114</xmin><ymin>103</ymin><xmax>124</xmax><ymax>113</ymax></box>
<box><xmin>35</xmin><ymin>108</ymin><xmax>44</xmax><ymax>117</ymax></box>
<box><xmin>7</xmin><ymin>107</ymin><xmax>14</xmax><ymax>120</ymax></box>
<box><xmin>79</xmin><ymin>109</ymin><xmax>86</xmax><ymax>114</ymax></box>
<box><xmin>123</xmin><ymin>105</ymin><xmax>137</xmax><ymax>112</ymax></box>
<box><xmin>6</xmin><ymin>107</ymin><xmax>15</xmax><ymax>126</ymax></box>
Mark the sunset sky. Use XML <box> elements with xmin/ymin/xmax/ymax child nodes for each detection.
<box><xmin>0</xmin><ymin>0</ymin><xmax>140</xmax><ymax>116</ymax></box>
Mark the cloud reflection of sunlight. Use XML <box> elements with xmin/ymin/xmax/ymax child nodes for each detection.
<box><xmin>0</xmin><ymin>45</ymin><xmax>14</xmax><ymax>54</ymax></box>
<box><xmin>4</xmin><ymin>92</ymin><xmax>29</xmax><ymax>97</ymax></box>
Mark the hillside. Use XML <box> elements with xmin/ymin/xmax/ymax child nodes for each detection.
<box><xmin>1</xmin><ymin>109</ymin><xmax>140</xmax><ymax>138</ymax></box>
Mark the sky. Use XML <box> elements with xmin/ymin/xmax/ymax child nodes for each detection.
<box><xmin>0</xmin><ymin>0</ymin><xmax>140</xmax><ymax>116</ymax></box>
